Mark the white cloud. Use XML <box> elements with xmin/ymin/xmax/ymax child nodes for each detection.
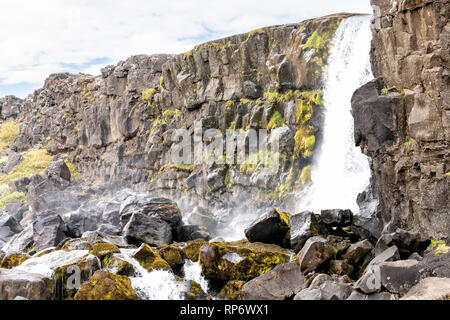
<box><xmin>0</xmin><ymin>0</ymin><xmax>372</xmax><ymax>96</ymax></box>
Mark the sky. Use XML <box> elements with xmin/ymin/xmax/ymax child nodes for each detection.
<box><xmin>0</xmin><ymin>0</ymin><xmax>372</xmax><ymax>98</ymax></box>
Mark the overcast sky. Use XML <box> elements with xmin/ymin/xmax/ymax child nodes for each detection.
<box><xmin>0</xmin><ymin>0</ymin><xmax>372</xmax><ymax>98</ymax></box>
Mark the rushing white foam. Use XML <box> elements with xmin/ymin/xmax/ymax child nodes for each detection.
<box><xmin>298</xmin><ymin>15</ymin><xmax>373</xmax><ymax>213</ymax></box>
<box><xmin>182</xmin><ymin>259</ymin><xmax>210</xmax><ymax>294</ymax></box>
<box><xmin>119</xmin><ymin>248</ymin><xmax>185</xmax><ymax>300</ymax></box>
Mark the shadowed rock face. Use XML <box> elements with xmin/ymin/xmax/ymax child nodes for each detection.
<box><xmin>351</xmin><ymin>0</ymin><xmax>449</xmax><ymax>239</ymax></box>
<box><xmin>3</xmin><ymin>13</ymin><xmax>353</xmax><ymax>215</ymax></box>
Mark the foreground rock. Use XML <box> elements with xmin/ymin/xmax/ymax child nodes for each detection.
<box><xmin>244</xmin><ymin>209</ymin><xmax>291</xmax><ymax>248</ymax></box>
<box><xmin>199</xmin><ymin>241</ymin><xmax>291</xmax><ymax>281</ymax></box>
<box><xmin>241</xmin><ymin>262</ymin><xmax>306</xmax><ymax>300</ymax></box>
<box><xmin>74</xmin><ymin>270</ymin><xmax>138</xmax><ymax>300</ymax></box>
<box><xmin>294</xmin><ymin>279</ymin><xmax>353</xmax><ymax>300</ymax></box>
<box><xmin>0</xmin><ymin>269</ymin><xmax>53</xmax><ymax>300</ymax></box>
<box><xmin>289</xmin><ymin>211</ymin><xmax>328</xmax><ymax>253</ymax></box>
<box><xmin>294</xmin><ymin>236</ymin><xmax>336</xmax><ymax>273</ymax></box>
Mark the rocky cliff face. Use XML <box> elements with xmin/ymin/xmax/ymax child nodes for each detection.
<box><xmin>352</xmin><ymin>0</ymin><xmax>449</xmax><ymax>239</ymax></box>
<box><xmin>1</xmin><ymin>13</ymin><xmax>352</xmax><ymax>218</ymax></box>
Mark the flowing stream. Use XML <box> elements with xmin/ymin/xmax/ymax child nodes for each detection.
<box><xmin>297</xmin><ymin>15</ymin><xmax>373</xmax><ymax>213</ymax></box>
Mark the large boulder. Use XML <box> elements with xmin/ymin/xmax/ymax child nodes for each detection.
<box><xmin>320</xmin><ymin>209</ymin><xmax>353</xmax><ymax>228</ymax></box>
<box><xmin>375</xmin><ymin>228</ymin><xmax>430</xmax><ymax>258</ymax></box>
<box><xmin>74</xmin><ymin>270</ymin><xmax>139</xmax><ymax>300</ymax></box>
<box><xmin>0</xmin><ymin>269</ymin><xmax>53</xmax><ymax>300</ymax></box>
<box><xmin>199</xmin><ymin>241</ymin><xmax>291</xmax><ymax>281</ymax></box>
<box><xmin>120</xmin><ymin>196</ymin><xmax>182</xmax><ymax>240</ymax></box>
<box><xmin>354</xmin><ymin>246</ymin><xmax>400</xmax><ymax>294</ymax></box>
<box><xmin>294</xmin><ymin>236</ymin><xmax>337</xmax><ymax>273</ymax></box>
<box><xmin>122</xmin><ymin>212</ymin><xmax>172</xmax><ymax>247</ymax></box>
<box><xmin>241</xmin><ymin>263</ymin><xmax>306</xmax><ymax>300</ymax></box>
<box><xmin>1</xmin><ymin>225</ymin><xmax>34</xmax><ymax>254</ymax></box>
<box><xmin>289</xmin><ymin>211</ymin><xmax>328</xmax><ymax>253</ymax></box>
<box><xmin>244</xmin><ymin>209</ymin><xmax>291</xmax><ymax>247</ymax></box>
<box><xmin>378</xmin><ymin>259</ymin><xmax>421</xmax><ymax>295</ymax></box>
<box><xmin>33</xmin><ymin>211</ymin><xmax>69</xmax><ymax>252</ymax></box>
<box><xmin>64</xmin><ymin>202</ymin><xmax>103</xmax><ymax>238</ymax></box>
<box><xmin>14</xmin><ymin>249</ymin><xmax>101</xmax><ymax>299</ymax></box>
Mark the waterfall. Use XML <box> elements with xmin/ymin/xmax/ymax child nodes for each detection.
<box><xmin>298</xmin><ymin>15</ymin><xmax>373</xmax><ymax>213</ymax></box>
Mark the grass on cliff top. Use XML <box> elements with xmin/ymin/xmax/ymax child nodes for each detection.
<box><xmin>0</xmin><ymin>121</ymin><xmax>20</xmax><ymax>152</ymax></box>
<box><xmin>0</xmin><ymin>184</ymin><xmax>26</xmax><ymax>209</ymax></box>
<box><xmin>0</xmin><ymin>148</ymin><xmax>53</xmax><ymax>186</ymax></box>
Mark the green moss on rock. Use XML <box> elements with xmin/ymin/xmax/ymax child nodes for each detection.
<box><xmin>74</xmin><ymin>270</ymin><xmax>139</xmax><ymax>300</ymax></box>
<box><xmin>182</xmin><ymin>240</ymin><xmax>208</xmax><ymax>262</ymax></box>
<box><xmin>199</xmin><ymin>240</ymin><xmax>291</xmax><ymax>281</ymax></box>
<box><xmin>133</xmin><ymin>243</ymin><xmax>172</xmax><ymax>272</ymax></box>
<box><xmin>218</xmin><ymin>280</ymin><xmax>245</xmax><ymax>300</ymax></box>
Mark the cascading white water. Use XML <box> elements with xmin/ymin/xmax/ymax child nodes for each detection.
<box><xmin>298</xmin><ymin>15</ymin><xmax>373</xmax><ymax>213</ymax></box>
<box><xmin>119</xmin><ymin>249</ymin><xmax>210</xmax><ymax>300</ymax></box>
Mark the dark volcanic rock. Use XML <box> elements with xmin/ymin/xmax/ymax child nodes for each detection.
<box><xmin>294</xmin><ymin>236</ymin><xmax>336</xmax><ymax>273</ymax></box>
<box><xmin>122</xmin><ymin>212</ymin><xmax>172</xmax><ymax>247</ymax></box>
<box><xmin>178</xmin><ymin>225</ymin><xmax>211</xmax><ymax>242</ymax></box>
<box><xmin>33</xmin><ymin>211</ymin><xmax>69</xmax><ymax>252</ymax></box>
<box><xmin>320</xmin><ymin>209</ymin><xmax>352</xmax><ymax>228</ymax></box>
<box><xmin>375</xmin><ymin>228</ymin><xmax>430</xmax><ymax>258</ymax></box>
<box><xmin>64</xmin><ymin>202</ymin><xmax>103</xmax><ymax>238</ymax></box>
<box><xmin>0</xmin><ymin>212</ymin><xmax>23</xmax><ymax>245</ymax></box>
<box><xmin>241</xmin><ymin>262</ymin><xmax>306</xmax><ymax>300</ymax></box>
<box><xmin>4</xmin><ymin>199</ymin><xmax>28</xmax><ymax>222</ymax></box>
<box><xmin>120</xmin><ymin>196</ymin><xmax>182</xmax><ymax>240</ymax></box>
<box><xmin>289</xmin><ymin>211</ymin><xmax>328</xmax><ymax>253</ymax></box>
<box><xmin>352</xmin><ymin>0</ymin><xmax>449</xmax><ymax>240</ymax></box>
<box><xmin>354</xmin><ymin>246</ymin><xmax>400</xmax><ymax>294</ymax></box>
<box><xmin>244</xmin><ymin>209</ymin><xmax>290</xmax><ymax>247</ymax></box>
<box><xmin>378</xmin><ymin>259</ymin><xmax>421</xmax><ymax>295</ymax></box>
<box><xmin>343</xmin><ymin>239</ymin><xmax>374</xmax><ymax>265</ymax></box>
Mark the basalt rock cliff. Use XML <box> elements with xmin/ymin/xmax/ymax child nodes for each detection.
<box><xmin>352</xmin><ymin>0</ymin><xmax>449</xmax><ymax>239</ymax></box>
<box><xmin>0</xmin><ymin>13</ymin><xmax>352</xmax><ymax>220</ymax></box>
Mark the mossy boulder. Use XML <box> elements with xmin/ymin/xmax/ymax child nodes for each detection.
<box><xmin>182</xmin><ymin>240</ymin><xmax>208</xmax><ymax>262</ymax></box>
<box><xmin>53</xmin><ymin>253</ymin><xmax>101</xmax><ymax>300</ymax></box>
<box><xmin>74</xmin><ymin>270</ymin><xmax>139</xmax><ymax>300</ymax></box>
<box><xmin>0</xmin><ymin>253</ymin><xmax>29</xmax><ymax>269</ymax></box>
<box><xmin>88</xmin><ymin>242</ymin><xmax>120</xmax><ymax>266</ymax></box>
<box><xmin>183</xmin><ymin>280</ymin><xmax>210</xmax><ymax>300</ymax></box>
<box><xmin>103</xmin><ymin>254</ymin><xmax>136</xmax><ymax>277</ymax></box>
<box><xmin>218</xmin><ymin>281</ymin><xmax>246</xmax><ymax>300</ymax></box>
<box><xmin>132</xmin><ymin>243</ymin><xmax>172</xmax><ymax>272</ymax></box>
<box><xmin>199</xmin><ymin>240</ymin><xmax>291</xmax><ymax>281</ymax></box>
<box><xmin>158</xmin><ymin>244</ymin><xmax>184</xmax><ymax>269</ymax></box>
